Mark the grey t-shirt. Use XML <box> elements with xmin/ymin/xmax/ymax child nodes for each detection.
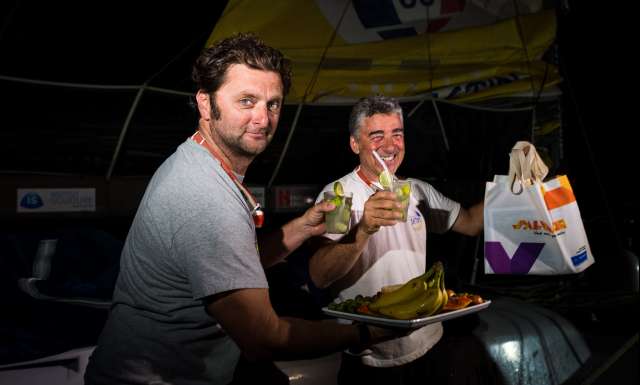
<box><xmin>85</xmin><ymin>139</ymin><xmax>268</xmax><ymax>385</ymax></box>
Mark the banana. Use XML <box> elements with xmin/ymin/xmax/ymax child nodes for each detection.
<box><xmin>369</xmin><ymin>275</ymin><xmax>427</xmax><ymax>311</ymax></box>
<box><xmin>438</xmin><ymin>264</ymin><xmax>448</xmax><ymax>312</ymax></box>
<box><xmin>329</xmin><ymin>261</ymin><xmax>452</xmax><ymax>318</ymax></box>
<box><xmin>376</xmin><ymin>269</ymin><xmax>443</xmax><ymax>319</ymax></box>
<box><xmin>380</xmin><ymin>283</ymin><xmax>404</xmax><ymax>294</ymax></box>
<box><xmin>377</xmin><ymin>290</ymin><xmax>440</xmax><ymax>319</ymax></box>
<box><xmin>369</xmin><ymin>263</ymin><xmax>437</xmax><ymax>311</ymax></box>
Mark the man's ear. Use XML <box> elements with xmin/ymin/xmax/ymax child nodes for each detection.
<box><xmin>196</xmin><ymin>90</ymin><xmax>211</xmax><ymax>120</ymax></box>
<box><xmin>349</xmin><ymin>136</ymin><xmax>360</xmax><ymax>154</ymax></box>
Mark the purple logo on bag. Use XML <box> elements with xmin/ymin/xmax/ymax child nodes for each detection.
<box><xmin>485</xmin><ymin>242</ymin><xmax>545</xmax><ymax>274</ymax></box>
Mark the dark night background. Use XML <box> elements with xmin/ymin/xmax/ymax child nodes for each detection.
<box><xmin>0</xmin><ymin>0</ymin><xmax>637</xmax><ymax>383</ymax></box>
<box><xmin>1</xmin><ymin>0</ymin><xmax>634</xmax><ymax>270</ymax></box>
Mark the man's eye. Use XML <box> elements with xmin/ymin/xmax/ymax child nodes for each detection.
<box><xmin>370</xmin><ymin>135</ymin><xmax>383</xmax><ymax>142</ymax></box>
<box><xmin>239</xmin><ymin>98</ymin><xmax>253</xmax><ymax>106</ymax></box>
<box><xmin>267</xmin><ymin>101</ymin><xmax>281</xmax><ymax>112</ymax></box>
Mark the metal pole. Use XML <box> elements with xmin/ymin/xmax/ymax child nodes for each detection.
<box><xmin>106</xmin><ymin>84</ymin><xmax>146</xmax><ymax>181</ymax></box>
<box><xmin>267</xmin><ymin>101</ymin><xmax>304</xmax><ymax>190</ymax></box>
<box><xmin>431</xmin><ymin>99</ymin><xmax>449</xmax><ymax>151</ymax></box>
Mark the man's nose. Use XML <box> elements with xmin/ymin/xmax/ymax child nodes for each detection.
<box><xmin>252</xmin><ymin>104</ymin><xmax>269</xmax><ymax>128</ymax></box>
<box><xmin>381</xmin><ymin>136</ymin><xmax>396</xmax><ymax>152</ymax></box>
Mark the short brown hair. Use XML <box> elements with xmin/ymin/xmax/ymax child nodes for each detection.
<box><xmin>192</xmin><ymin>33</ymin><xmax>291</xmax><ymax>118</ymax></box>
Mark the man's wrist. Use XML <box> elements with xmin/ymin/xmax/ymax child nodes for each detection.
<box><xmin>290</xmin><ymin>215</ymin><xmax>314</xmax><ymax>240</ymax></box>
<box><xmin>356</xmin><ymin>323</ymin><xmax>371</xmax><ymax>349</ymax></box>
<box><xmin>355</xmin><ymin>223</ymin><xmax>374</xmax><ymax>238</ymax></box>
<box><xmin>346</xmin><ymin>323</ymin><xmax>372</xmax><ymax>355</ymax></box>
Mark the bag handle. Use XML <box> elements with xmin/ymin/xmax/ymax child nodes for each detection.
<box><xmin>509</xmin><ymin>141</ymin><xmax>549</xmax><ymax>194</ymax></box>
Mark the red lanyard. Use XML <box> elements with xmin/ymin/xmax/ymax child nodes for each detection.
<box><xmin>191</xmin><ymin>131</ymin><xmax>264</xmax><ymax>228</ymax></box>
<box><xmin>356</xmin><ymin>166</ymin><xmax>380</xmax><ymax>191</ymax></box>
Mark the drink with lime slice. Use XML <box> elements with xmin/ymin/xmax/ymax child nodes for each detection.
<box><xmin>378</xmin><ymin>170</ymin><xmax>394</xmax><ymax>191</ymax></box>
<box><xmin>324</xmin><ymin>182</ymin><xmax>352</xmax><ymax>234</ymax></box>
<box><xmin>394</xmin><ymin>180</ymin><xmax>411</xmax><ymax>222</ymax></box>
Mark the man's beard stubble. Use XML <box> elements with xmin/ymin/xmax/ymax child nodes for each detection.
<box><xmin>208</xmin><ymin>99</ymin><xmax>271</xmax><ymax>158</ymax></box>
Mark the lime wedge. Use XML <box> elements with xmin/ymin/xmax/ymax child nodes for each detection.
<box><xmin>400</xmin><ymin>183</ymin><xmax>410</xmax><ymax>197</ymax></box>
<box><xmin>378</xmin><ymin>170</ymin><xmax>393</xmax><ymax>190</ymax></box>
<box><xmin>334</xmin><ymin>223</ymin><xmax>348</xmax><ymax>233</ymax></box>
<box><xmin>333</xmin><ymin>181</ymin><xmax>344</xmax><ymax>196</ymax></box>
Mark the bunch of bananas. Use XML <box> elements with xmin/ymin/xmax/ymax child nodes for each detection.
<box><xmin>328</xmin><ymin>262</ymin><xmax>449</xmax><ymax>320</ymax></box>
<box><xmin>368</xmin><ymin>261</ymin><xmax>448</xmax><ymax>320</ymax></box>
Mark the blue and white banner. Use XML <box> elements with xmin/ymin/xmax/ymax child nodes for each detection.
<box><xmin>17</xmin><ymin>188</ymin><xmax>96</xmax><ymax>213</ymax></box>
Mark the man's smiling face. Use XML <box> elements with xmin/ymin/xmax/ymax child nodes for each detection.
<box><xmin>350</xmin><ymin>112</ymin><xmax>405</xmax><ymax>181</ymax></box>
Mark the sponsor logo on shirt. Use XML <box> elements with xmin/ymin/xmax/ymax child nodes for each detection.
<box><xmin>410</xmin><ymin>209</ymin><xmax>424</xmax><ymax>230</ymax></box>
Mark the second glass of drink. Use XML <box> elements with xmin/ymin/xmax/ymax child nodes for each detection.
<box><xmin>324</xmin><ymin>191</ymin><xmax>353</xmax><ymax>234</ymax></box>
<box><xmin>394</xmin><ymin>180</ymin><xmax>411</xmax><ymax>222</ymax></box>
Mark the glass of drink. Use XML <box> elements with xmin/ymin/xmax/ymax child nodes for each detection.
<box><xmin>394</xmin><ymin>180</ymin><xmax>411</xmax><ymax>222</ymax></box>
<box><xmin>324</xmin><ymin>191</ymin><xmax>353</xmax><ymax>234</ymax></box>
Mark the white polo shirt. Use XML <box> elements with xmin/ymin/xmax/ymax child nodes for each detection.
<box><xmin>317</xmin><ymin>168</ymin><xmax>461</xmax><ymax>367</ymax></box>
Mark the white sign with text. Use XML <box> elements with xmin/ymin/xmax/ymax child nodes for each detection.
<box><xmin>17</xmin><ymin>188</ymin><xmax>96</xmax><ymax>213</ymax></box>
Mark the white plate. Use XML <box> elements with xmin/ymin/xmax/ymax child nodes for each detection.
<box><xmin>322</xmin><ymin>300</ymin><xmax>491</xmax><ymax>329</ymax></box>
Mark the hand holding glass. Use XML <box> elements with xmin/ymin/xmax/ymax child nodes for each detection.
<box><xmin>324</xmin><ymin>191</ymin><xmax>353</xmax><ymax>234</ymax></box>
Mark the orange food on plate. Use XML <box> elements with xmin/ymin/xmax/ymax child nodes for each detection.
<box><xmin>441</xmin><ymin>295</ymin><xmax>473</xmax><ymax>311</ymax></box>
<box><xmin>356</xmin><ymin>303</ymin><xmax>373</xmax><ymax>315</ymax></box>
<box><xmin>468</xmin><ymin>294</ymin><xmax>484</xmax><ymax>305</ymax></box>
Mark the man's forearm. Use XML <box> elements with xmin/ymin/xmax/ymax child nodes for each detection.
<box><xmin>452</xmin><ymin>202</ymin><xmax>484</xmax><ymax>237</ymax></box>
<box><xmin>207</xmin><ymin>288</ymin><xmax>393</xmax><ymax>362</ymax></box>
<box><xmin>309</xmin><ymin>226</ymin><xmax>370</xmax><ymax>289</ymax></box>
<box><xmin>267</xmin><ymin>317</ymin><xmax>399</xmax><ymax>361</ymax></box>
<box><xmin>466</xmin><ymin>202</ymin><xmax>484</xmax><ymax>236</ymax></box>
<box><xmin>265</xmin><ymin>317</ymin><xmax>359</xmax><ymax>361</ymax></box>
<box><xmin>258</xmin><ymin>216</ymin><xmax>312</xmax><ymax>268</ymax></box>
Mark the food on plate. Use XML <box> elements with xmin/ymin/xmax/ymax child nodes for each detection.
<box><xmin>368</xmin><ymin>262</ymin><xmax>441</xmax><ymax>312</ymax></box>
<box><xmin>467</xmin><ymin>293</ymin><xmax>484</xmax><ymax>305</ymax></box>
<box><xmin>380</xmin><ymin>283</ymin><xmax>404</xmax><ymax>294</ymax></box>
<box><xmin>441</xmin><ymin>291</ymin><xmax>484</xmax><ymax>312</ymax></box>
<box><xmin>441</xmin><ymin>295</ymin><xmax>472</xmax><ymax>311</ymax></box>
<box><xmin>327</xmin><ymin>294</ymin><xmax>374</xmax><ymax>313</ymax></box>
<box><xmin>328</xmin><ymin>261</ymin><xmax>486</xmax><ymax>320</ymax></box>
<box><xmin>375</xmin><ymin>266</ymin><xmax>444</xmax><ymax>320</ymax></box>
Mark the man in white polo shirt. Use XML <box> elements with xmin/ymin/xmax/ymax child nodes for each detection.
<box><xmin>309</xmin><ymin>95</ymin><xmax>484</xmax><ymax>384</ymax></box>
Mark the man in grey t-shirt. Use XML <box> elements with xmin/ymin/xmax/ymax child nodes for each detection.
<box><xmin>85</xmin><ymin>34</ymin><xmax>399</xmax><ymax>385</ymax></box>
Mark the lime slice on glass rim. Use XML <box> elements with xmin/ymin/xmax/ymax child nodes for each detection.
<box><xmin>330</xmin><ymin>181</ymin><xmax>344</xmax><ymax>206</ymax></box>
<box><xmin>400</xmin><ymin>182</ymin><xmax>410</xmax><ymax>197</ymax></box>
<box><xmin>378</xmin><ymin>170</ymin><xmax>393</xmax><ymax>190</ymax></box>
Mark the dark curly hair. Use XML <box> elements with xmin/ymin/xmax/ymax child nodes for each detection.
<box><xmin>192</xmin><ymin>32</ymin><xmax>292</xmax><ymax>119</ymax></box>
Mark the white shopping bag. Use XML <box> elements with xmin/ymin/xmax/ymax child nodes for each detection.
<box><xmin>484</xmin><ymin>141</ymin><xmax>595</xmax><ymax>275</ymax></box>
